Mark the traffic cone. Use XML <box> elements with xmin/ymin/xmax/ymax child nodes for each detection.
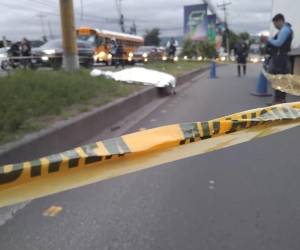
<box><xmin>209</xmin><ymin>59</ymin><xmax>217</xmax><ymax>79</ymax></box>
<box><xmin>251</xmin><ymin>72</ymin><xmax>272</xmax><ymax>96</ymax></box>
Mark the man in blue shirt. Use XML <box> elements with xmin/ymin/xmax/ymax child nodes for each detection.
<box><xmin>267</xmin><ymin>13</ymin><xmax>293</xmax><ymax>104</ymax></box>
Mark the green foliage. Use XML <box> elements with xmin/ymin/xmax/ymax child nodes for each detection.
<box><xmin>144</xmin><ymin>28</ymin><xmax>161</xmax><ymax>46</ymax></box>
<box><xmin>223</xmin><ymin>30</ymin><xmax>254</xmax><ymax>51</ymax></box>
<box><xmin>222</xmin><ymin>29</ymin><xmax>240</xmax><ymax>51</ymax></box>
<box><xmin>239</xmin><ymin>32</ymin><xmax>250</xmax><ymax>41</ymax></box>
<box><xmin>181</xmin><ymin>38</ymin><xmax>217</xmax><ymax>58</ymax></box>
<box><xmin>0</xmin><ymin>70</ymin><xmax>139</xmax><ymax>144</ymax></box>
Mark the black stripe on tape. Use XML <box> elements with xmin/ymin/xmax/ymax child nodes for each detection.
<box><xmin>200</xmin><ymin>122</ymin><xmax>211</xmax><ymax>139</ymax></box>
<box><xmin>48</xmin><ymin>154</ymin><xmax>63</xmax><ymax>173</ymax></box>
<box><xmin>30</xmin><ymin>160</ymin><xmax>42</xmax><ymax>177</ymax></box>
<box><xmin>0</xmin><ymin>163</ymin><xmax>24</xmax><ymax>185</ymax></box>
<box><xmin>250</xmin><ymin>112</ymin><xmax>259</xmax><ymax>127</ymax></box>
<box><xmin>62</xmin><ymin>150</ymin><xmax>80</xmax><ymax>168</ymax></box>
<box><xmin>81</xmin><ymin>144</ymin><xmax>103</xmax><ymax>165</ymax></box>
<box><xmin>212</xmin><ymin>122</ymin><xmax>221</xmax><ymax>135</ymax></box>
<box><xmin>225</xmin><ymin>115</ymin><xmax>247</xmax><ymax>134</ymax></box>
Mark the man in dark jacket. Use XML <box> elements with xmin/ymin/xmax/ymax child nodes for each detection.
<box><xmin>267</xmin><ymin>13</ymin><xmax>293</xmax><ymax>104</ymax></box>
<box><xmin>115</xmin><ymin>41</ymin><xmax>125</xmax><ymax>69</ymax></box>
<box><xmin>20</xmin><ymin>38</ymin><xmax>32</xmax><ymax>69</ymax></box>
<box><xmin>234</xmin><ymin>39</ymin><xmax>249</xmax><ymax>77</ymax></box>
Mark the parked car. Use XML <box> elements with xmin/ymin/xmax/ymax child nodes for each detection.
<box><xmin>133</xmin><ymin>46</ymin><xmax>164</xmax><ymax>63</ymax></box>
<box><xmin>0</xmin><ymin>47</ymin><xmax>8</xmax><ymax>70</ymax></box>
<box><xmin>32</xmin><ymin>39</ymin><xmax>94</xmax><ymax>69</ymax></box>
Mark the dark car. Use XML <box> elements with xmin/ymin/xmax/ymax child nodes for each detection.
<box><xmin>133</xmin><ymin>46</ymin><xmax>163</xmax><ymax>63</ymax></box>
<box><xmin>32</xmin><ymin>39</ymin><xmax>94</xmax><ymax>69</ymax></box>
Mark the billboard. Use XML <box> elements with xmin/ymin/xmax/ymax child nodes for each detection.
<box><xmin>207</xmin><ymin>14</ymin><xmax>217</xmax><ymax>44</ymax></box>
<box><xmin>215</xmin><ymin>22</ymin><xmax>226</xmax><ymax>51</ymax></box>
<box><xmin>184</xmin><ymin>4</ymin><xmax>208</xmax><ymax>41</ymax></box>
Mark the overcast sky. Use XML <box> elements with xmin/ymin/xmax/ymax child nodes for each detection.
<box><xmin>0</xmin><ymin>0</ymin><xmax>273</xmax><ymax>40</ymax></box>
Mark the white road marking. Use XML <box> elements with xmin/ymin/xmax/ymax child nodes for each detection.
<box><xmin>0</xmin><ymin>201</ymin><xmax>31</xmax><ymax>226</ymax></box>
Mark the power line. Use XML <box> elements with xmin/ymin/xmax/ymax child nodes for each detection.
<box><xmin>80</xmin><ymin>0</ymin><xmax>84</xmax><ymax>20</ymax></box>
<box><xmin>0</xmin><ymin>2</ymin><xmax>43</xmax><ymax>12</ymax></box>
<box><xmin>27</xmin><ymin>0</ymin><xmax>57</xmax><ymax>8</ymax></box>
<box><xmin>37</xmin><ymin>13</ymin><xmax>46</xmax><ymax>37</ymax></box>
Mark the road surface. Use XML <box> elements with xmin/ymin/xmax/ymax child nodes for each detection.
<box><xmin>1</xmin><ymin>64</ymin><xmax>300</xmax><ymax>250</ymax></box>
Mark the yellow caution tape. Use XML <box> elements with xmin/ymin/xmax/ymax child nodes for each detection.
<box><xmin>1</xmin><ymin>102</ymin><xmax>300</xmax><ymax>208</ymax></box>
<box><xmin>263</xmin><ymin>70</ymin><xmax>300</xmax><ymax>96</ymax></box>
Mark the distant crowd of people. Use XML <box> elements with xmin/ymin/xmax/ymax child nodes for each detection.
<box><xmin>3</xmin><ymin>38</ymin><xmax>33</xmax><ymax>69</ymax></box>
<box><xmin>110</xmin><ymin>37</ymin><xmax>178</xmax><ymax>69</ymax></box>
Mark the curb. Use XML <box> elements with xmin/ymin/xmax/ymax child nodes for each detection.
<box><xmin>0</xmin><ymin>66</ymin><xmax>209</xmax><ymax>165</ymax></box>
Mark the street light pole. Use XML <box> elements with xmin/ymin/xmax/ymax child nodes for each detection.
<box><xmin>59</xmin><ymin>0</ymin><xmax>79</xmax><ymax>71</ymax></box>
<box><xmin>37</xmin><ymin>13</ymin><xmax>46</xmax><ymax>39</ymax></box>
<box><xmin>217</xmin><ymin>0</ymin><xmax>231</xmax><ymax>60</ymax></box>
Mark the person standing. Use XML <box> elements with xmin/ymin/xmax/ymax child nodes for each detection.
<box><xmin>115</xmin><ymin>41</ymin><xmax>125</xmax><ymax>69</ymax></box>
<box><xmin>167</xmin><ymin>37</ymin><xmax>177</xmax><ymax>59</ymax></box>
<box><xmin>234</xmin><ymin>39</ymin><xmax>249</xmax><ymax>77</ymax></box>
<box><xmin>20</xmin><ymin>38</ymin><xmax>31</xmax><ymax>69</ymax></box>
<box><xmin>266</xmin><ymin>13</ymin><xmax>293</xmax><ymax>104</ymax></box>
<box><xmin>110</xmin><ymin>39</ymin><xmax>124</xmax><ymax>69</ymax></box>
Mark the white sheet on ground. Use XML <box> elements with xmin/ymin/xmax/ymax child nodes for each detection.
<box><xmin>90</xmin><ymin>67</ymin><xmax>176</xmax><ymax>88</ymax></box>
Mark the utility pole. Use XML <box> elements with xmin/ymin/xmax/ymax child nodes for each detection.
<box><xmin>116</xmin><ymin>0</ymin><xmax>125</xmax><ymax>32</ymax></box>
<box><xmin>2</xmin><ymin>36</ymin><xmax>8</xmax><ymax>48</ymax></box>
<box><xmin>217</xmin><ymin>0</ymin><xmax>231</xmax><ymax>60</ymax></box>
<box><xmin>37</xmin><ymin>13</ymin><xmax>46</xmax><ymax>39</ymax></box>
<box><xmin>80</xmin><ymin>0</ymin><xmax>84</xmax><ymax>21</ymax></box>
<box><xmin>130</xmin><ymin>21</ymin><xmax>137</xmax><ymax>34</ymax></box>
<box><xmin>59</xmin><ymin>0</ymin><xmax>79</xmax><ymax>71</ymax></box>
<box><xmin>48</xmin><ymin>21</ymin><xmax>54</xmax><ymax>39</ymax></box>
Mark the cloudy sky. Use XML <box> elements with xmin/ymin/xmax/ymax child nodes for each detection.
<box><xmin>0</xmin><ymin>0</ymin><xmax>273</xmax><ymax>40</ymax></box>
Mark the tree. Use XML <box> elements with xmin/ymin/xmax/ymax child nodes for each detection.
<box><xmin>144</xmin><ymin>28</ymin><xmax>161</xmax><ymax>46</ymax></box>
<box><xmin>223</xmin><ymin>29</ymin><xmax>239</xmax><ymax>51</ymax></box>
<box><xmin>239</xmin><ymin>32</ymin><xmax>250</xmax><ymax>41</ymax></box>
<box><xmin>181</xmin><ymin>38</ymin><xmax>197</xmax><ymax>58</ymax></box>
<box><xmin>181</xmin><ymin>38</ymin><xmax>216</xmax><ymax>58</ymax></box>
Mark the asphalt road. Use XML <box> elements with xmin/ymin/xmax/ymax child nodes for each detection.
<box><xmin>1</xmin><ymin>64</ymin><xmax>300</xmax><ymax>250</ymax></box>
